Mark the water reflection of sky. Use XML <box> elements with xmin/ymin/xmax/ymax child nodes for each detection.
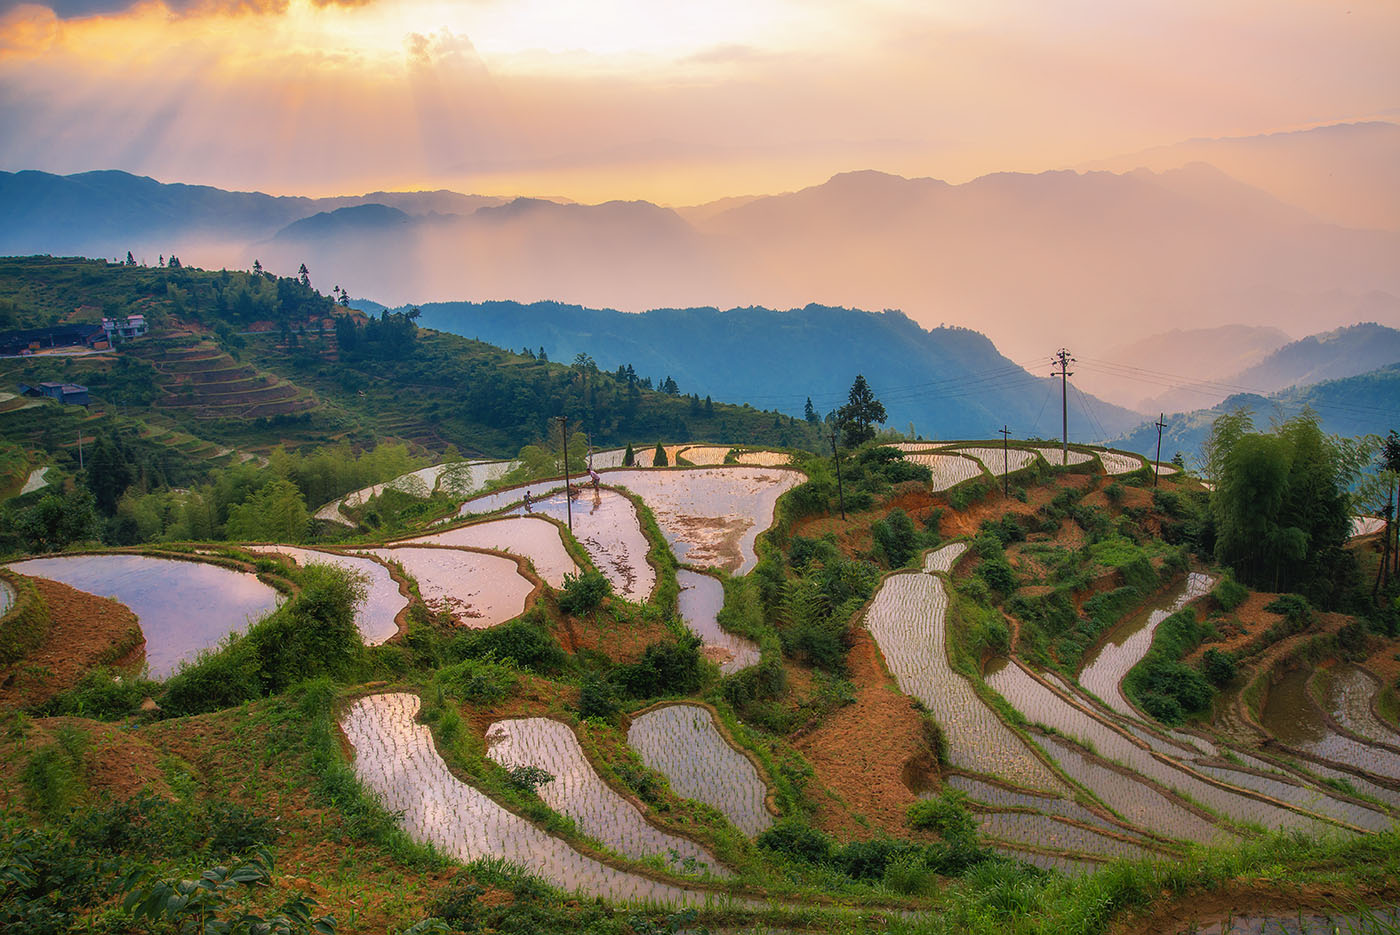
<box><xmin>8</xmin><ymin>554</ymin><xmax>282</xmax><ymax>679</ymax></box>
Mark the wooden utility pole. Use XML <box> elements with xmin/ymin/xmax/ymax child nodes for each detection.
<box><xmin>1052</xmin><ymin>349</ymin><xmax>1074</xmax><ymax>466</ymax></box>
<box><xmin>999</xmin><ymin>425</ymin><xmax>1011</xmax><ymax>497</ymax></box>
<box><xmin>555</xmin><ymin>415</ymin><xmax>572</xmax><ymax>532</ymax></box>
<box><xmin>1153</xmin><ymin>413</ymin><xmax>1167</xmax><ymax>489</ymax></box>
<box><xmin>830</xmin><ymin>426</ymin><xmax>846</xmax><ymax>520</ymax></box>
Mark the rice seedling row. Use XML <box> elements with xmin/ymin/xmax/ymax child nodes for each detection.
<box><xmin>1097</xmin><ymin>451</ymin><xmax>1146</xmax><ymax>475</ymax></box>
<box><xmin>1189</xmin><ymin>760</ymin><xmax>1392</xmax><ymax>832</ymax></box>
<box><xmin>943</xmin><ymin>446</ymin><xmax>1038</xmax><ymax>476</ymax></box>
<box><xmin>942</xmin><ymin>774</ymin><xmax>1122</xmax><ymax>832</ymax></box>
<box><xmin>1315</xmin><ymin>664</ymin><xmax>1400</xmax><ymax>744</ymax></box>
<box><xmin>864</xmin><ymin>572</ymin><xmax>1064</xmax><ymax>792</ymax></box>
<box><xmin>399</xmin><ymin>516</ymin><xmax>579</xmax><ymax>588</ymax></box>
<box><xmin>1027</xmin><ymin>447</ymin><xmax>1094</xmax><ymax>467</ymax></box>
<box><xmin>507</xmin><ymin>488</ymin><xmax>656</xmax><ymax>601</ymax></box>
<box><xmin>900</xmin><ymin>453</ymin><xmax>985</xmax><ymax>492</ymax></box>
<box><xmin>974</xmin><ymin>810</ymin><xmax>1161</xmax><ymax>861</ymax></box>
<box><xmin>986</xmin><ymin>657</ymin><xmax>1335</xmax><ymax>832</ymax></box>
<box><xmin>341</xmin><ymin>693</ymin><xmax>728</xmax><ymax>905</ymax></box>
<box><xmin>1031</xmin><ymin>731</ymin><xmax>1231</xmax><ymax>843</ymax></box>
<box><xmin>626</xmin><ymin>703</ymin><xmax>773</xmax><ymax>837</ymax></box>
<box><xmin>244</xmin><ymin>545</ymin><xmax>403</xmax><ymax>644</ymax></box>
<box><xmin>1077</xmin><ymin>572</ymin><xmax>1214</xmax><ymax>718</ymax></box>
<box><xmin>358</xmin><ymin>547</ymin><xmax>533</xmax><ymax>629</ymax></box>
<box><xmin>922</xmin><ymin>542</ymin><xmax>968</xmax><ymax>575</ymax></box>
<box><xmin>484</xmin><ymin>717</ymin><xmax>728</xmax><ymax>876</ymax></box>
<box><xmin>1259</xmin><ymin>667</ymin><xmax>1400</xmax><ymax>781</ymax></box>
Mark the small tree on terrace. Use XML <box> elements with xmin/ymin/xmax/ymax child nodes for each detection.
<box><xmin>652</xmin><ymin>442</ymin><xmax>668</xmax><ymax>467</ymax></box>
<box><xmin>836</xmin><ymin>374</ymin><xmax>886</xmax><ymax>446</ymax></box>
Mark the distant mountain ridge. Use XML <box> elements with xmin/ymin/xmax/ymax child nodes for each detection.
<box><xmin>406</xmin><ymin>300</ymin><xmax>1144</xmax><ymax>442</ymax></box>
<box><xmin>1112</xmin><ymin>362</ymin><xmax>1400</xmax><ymax>463</ymax></box>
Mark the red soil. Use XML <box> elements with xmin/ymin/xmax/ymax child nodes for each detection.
<box><xmin>0</xmin><ymin>577</ymin><xmax>145</xmax><ymax>707</ymax></box>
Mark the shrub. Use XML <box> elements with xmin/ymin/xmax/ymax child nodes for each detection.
<box><xmin>612</xmin><ymin>636</ymin><xmax>703</xmax><ymax>698</ymax></box>
<box><xmin>977</xmin><ymin>557</ymin><xmax>1017</xmax><ymax>596</ymax></box>
<box><xmin>505</xmin><ymin>765</ymin><xmax>554</xmax><ymax>795</ymax></box>
<box><xmin>872</xmin><ymin>507</ymin><xmax>919</xmax><ymax>567</ymax></box>
<box><xmin>1264</xmin><ymin>593</ymin><xmax>1312</xmax><ymax>624</ymax></box>
<box><xmin>756</xmin><ymin>819</ymin><xmax>831</xmax><ymax>864</ymax></box>
<box><xmin>450</xmin><ymin>616</ymin><xmax>565</xmax><ymax>673</ymax></box>
<box><xmin>1213</xmin><ymin>573</ymin><xmax>1248</xmax><ymax>612</ymax></box>
<box><xmin>577</xmin><ymin>675</ymin><xmax>619</xmax><ymax>720</ymax></box>
<box><xmin>557</xmin><ymin>569</ymin><xmax>611</xmax><ymax>616</ymax></box>
<box><xmin>437</xmin><ymin>657</ymin><xmax>518</xmax><ymax>704</ymax></box>
<box><xmin>907</xmin><ymin>790</ymin><xmax>977</xmax><ymax>841</ymax></box>
<box><xmin>1201</xmin><ymin>648</ymin><xmax>1237</xmax><ymax>687</ymax></box>
<box><xmin>948</xmin><ymin>480</ymin><xmax>990</xmax><ymax>511</ymax></box>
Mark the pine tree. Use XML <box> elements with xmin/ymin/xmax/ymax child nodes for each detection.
<box><xmin>623</xmin><ymin>443</ymin><xmax>635</xmax><ymax>466</ymax></box>
<box><xmin>836</xmin><ymin>374</ymin><xmax>886</xmax><ymax>445</ymax></box>
<box><xmin>804</xmin><ymin>396</ymin><xmax>819</xmax><ymax>423</ymax></box>
<box><xmin>653</xmin><ymin>442</ymin><xmax>668</xmax><ymax>467</ymax></box>
<box><xmin>298</xmin><ymin>263</ymin><xmax>311</xmax><ymax>289</ymax></box>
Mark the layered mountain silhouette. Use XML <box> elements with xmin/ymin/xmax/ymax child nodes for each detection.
<box><xmin>406</xmin><ymin>300</ymin><xmax>1144</xmax><ymax>442</ymax></box>
<box><xmin>2</xmin><ymin>121</ymin><xmax>1397</xmax><ymax>367</ymax></box>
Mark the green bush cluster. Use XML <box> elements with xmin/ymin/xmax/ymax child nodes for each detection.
<box><xmin>557</xmin><ymin>569</ymin><xmax>611</xmax><ymax>616</ymax></box>
<box><xmin>611</xmin><ymin>636</ymin><xmax>703</xmax><ymax>699</ymax></box>
<box><xmin>1212</xmin><ymin>573</ymin><xmax>1248</xmax><ymax>612</ymax></box>
<box><xmin>1123</xmin><ymin>609</ymin><xmax>1215</xmax><ymax>724</ymax></box>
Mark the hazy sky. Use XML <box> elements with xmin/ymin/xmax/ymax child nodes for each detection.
<box><xmin>1</xmin><ymin>0</ymin><xmax>1397</xmax><ymax>203</ymax></box>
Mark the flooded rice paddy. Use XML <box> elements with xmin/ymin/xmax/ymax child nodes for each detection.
<box><xmin>863</xmin><ymin>571</ymin><xmax>1064</xmax><ymax>792</ymax></box>
<box><xmin>945</xmin><ymin>446</ymin><xmax>1038</xmax><ymax>476</ymax></box>
<box><xmin>435</xmin><ymin>459</ymin><xmax>518</xmax><ymax>498</ymax></box>
<box><xmin>1032</xmin><ymin>732</ymin><xmax>1231</xmax><ymax>843</ymax></box>
<box><xmin>1315</xmin><ymin>664</ymin><xmax>1400</xmax><ymax>745</ymax></box>
<box><xmin>1077</xmin><ymin>572</ymin><xmax>1214</xmax><ymax>717</ymax></box>
<box><xmin>484</xmin><ymin>717</ymin><xmax>727</xmax><ymax>875</ymax></box>
<box><xmin>675</xmin><ymin>446</ymin><xmax>734</xmax><ymax>466</ymax></box>
<box><xmin>7</xmin><ymin>553</ymin><xmax>282</xmax><ymax>679</ymax></box>
<box><xmin>244</xmin><ymin>546</ymin><xmax>402</xmax><ymax>644</ymax></box>
<box><xmin>974</xmin><ymin>810</ymin><xmax>1160</xmax><ymax>861</ymax></box>
<box><xmin>990</xmin><ymin>846</ymin><xmax>1101</xmax><ymax>876</ymax></box>
<box><xmin>1028</xmin><ymin>447</ymin><xmax>1095</xmax><ymax>467</ymax></box>
<box><xmin>1189</xmin><ymin>760</ymin><xmax>1392</xmax><ymax>832</ymax></box>
<box><xmin>900</xmin><ymin>453</ymin><xmax>985</xmax><ymax>492</ymax></box>
<box><xmin>19</xmin><ymin>466</ymin><xmax>50</xmax><ymax>496</ymax></box>
<box><xmin>601</xmin><ymin>468</ymin><xmax>803</xmax><ymax>574</ymax></box>
<box><xmin>942</xmin><ymin>774</ymin><xmax>1121</xmax><ymax>832</ymax></box>
<box><xmin>0</xmin><ymin>578</ymin><xmax>12</xmax><ymax>616</ymax></box>
<box><xmin>341</xmin><ymin>693</ymin><xmax>729</xmax><ymax>905</ymax></box>
<box><xmin>627</xmin><ymin>703</ymin><xmax>773</xmax><ymax>836</ymax></box>
<box><xmin>359</xmin><ymin>547</ymin><xmax>532</xmax><ymax>628</ymax></box>
<box><xmin>507</xmin><ymin>488</ymin><xmax>655</xmax><ymax>601</ymax></box>
<box><xmin>734</xmin><ymin>451</ymin><xmax>791</xmax><ymax>466</ymax></box>
<box><xmin>922</xmin><ymin>542</ymin><xmax>968</xmax><ymax>575</ymax></box>
<box><xmin>1098</xmin><ymin>451</ymin><xmax>1146</xmax><ymax>474</ymax></box>
<box><xmin>1260</xmin><ymin>668</ymin><xmax>1400</xmax><ymax>781</ymax></box>
<box><xmin>676</xmin><ymin>570</ymin><xmax>759</xmax><ymax>673</ymax></box>
<box><xmin>987</xmin><ymin>657</ymin><xmax>1334</xmax><ymax>833</ymax></box>
<box><xmin>399</xmin><ymin>517</ymin><xmax>579</xmax><ymax>588</ymax></box>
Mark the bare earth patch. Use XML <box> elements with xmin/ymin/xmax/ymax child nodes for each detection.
<box><xmin>795</xmin><ymin>629</ymin><xmax>932</xmax><ymax>839</ymax></box>
<box><xmin>0</xmin><ymin>576</ymin><xmax>145</xmax><ymax>707</ymax></box>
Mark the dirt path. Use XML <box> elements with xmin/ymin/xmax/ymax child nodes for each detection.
<box><xmin>0</xmin><ymin>576</ymin><xmax>145</xmax><ymax>706</ymax></box>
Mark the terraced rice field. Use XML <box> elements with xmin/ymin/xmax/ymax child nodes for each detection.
<box><xmin>974</xmin><ymin>810</ymin><xmax>1159</xmax><ymax>861</ymax></box>
<box><xmin>863</xmin><ymin>571</ymin><xmax>1063</xmax><ymax>792</ymax></box>
<box><xmin>506</xmin><ymin>489</ymin><xmax>655</xmax><ymax>601</ymax></box>
<box><xmin>1032</xmin><ymin>732</ymin><xmax>1230</xmax><ymax>843</ymax></box>
<box><xmin>1315</xmin><ymin>664</ymin><xmax>1400</xmax><ymax>744</ymax></box>
<box><xmin>484</xmin><ymin>717</ymin><xmax>727</xmax><ymax>875</ymax></box>
<box><xmin>399</xmin><ymin>517</ymin><xmax>578</xmax><ymax>588</ymax></box>
<box><xmin>986</xmin><ymin>658</ymin><xmax>1337</xmax><ymax>833</ymax></box>
<box><xmin>341</xmin><ymin>693</ymin><xmax>726</xmax><ymax>905</ymax></box>
<box><xmin>359</xmin><ymin>547</ymin><xmax>533</xmax><ymax>628</ymax></box>
<box><xmin>587</xmin><ymin>449</ymin><xmax>629</xmax><ymax>470</ymax></box>
<box><xmin>675</xmin><ymin>446</ymin><xmax>733</xmax><ymax>466</ymax></box>
<box><xmin>990</xmin><ymin>846</ymin><xmax>1101</xmax><ymax>876</ymax></box>
<box><xmin>601</xmin><ymin>468</ymin><xmax>803</xmax><ymax>574</ymax></box>
<box><xmin>1260</xmin><ymin>668</ymin><xmax>1400</xmax><ymax>781</ymax></box>
<box><xmin>6</xmin><ymin>553</ymin><xmax>282</xmax><ymax>678</ymax></box>
<box><xmin>1152</xmin><ymin>462</ymin><xmax>1179</xmax><ymax>476</ymax></box>
<box><xmin>891</xmin><ymin>442</ymin><xmax>940</xmax><ymax>453</ymax></box>
<box><xmin>436</xmin><ymin>459</ymin><xmax>517</xmax><ymax>498</ymax></box>
<box><xmin>922</xmin><ymin>542</ymin><xmax>968</xmax><ymax>574</ymax></box>
<box><xmin>1028</xmin><ymin>447</ymin><xmax>1094</xmax><ymax>467</ymax></box>
<box><xmin>1098</xmin><ymin>451</ymin><xmax>1146</xmax><ymax>475</ymax></box>
<box><xmin>244</xmin><ymin>546</ymin><xmax>403</xmax><ymax>644</ymax></box>
<box><xmin>19</xmin><ymin>466</ymin><xmax>50</xmax><ymax>495</ymax></box>
<box><xmin>901</xmin><ymin>452</ymin><xmax>985</xmax><ymax>492</ymax></box>
<box><xmin>945</xmin><ymin>447</ymin><xmax>1038</xmax><ymax>476</ymax></box>
<box><xmin>942</xmin><ymin>774</ymin><xmax>1123</xmax><ymax>832</ymax></box>
<box><xmin>1351</xmin><ymin>516</ymin><xmax>1386</xmax><ymax>538</ymax></box>
<box><xmin>676</xmin><ymin>570</ymin><xmax>759</xmax><ymax>673</ymax></box>
<box><xmin>1189</xmin><ymin>760</ymin><xmax>1393</xmax><ymax>832</ymax></box>
<box><xmin>734</xmin><ymin>451</ymin><xmax>791</xmax><ymax>466</ymax></box>
<box><xmin>627</xmin><ymin>703</ymin><xmax>773</xmax><ymax>836</ymax></box>
<box><xmin>1077</xmin><ymin>572</ymin><xmax>1214</xmax><ymax>716</ymax></box>
<box><xmin>630</xmin><ymin>445</ymin><xmax>688</xmax><ymax>468</ymax></box>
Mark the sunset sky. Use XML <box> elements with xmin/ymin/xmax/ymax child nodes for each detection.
<box><xmin>1</xmin><ymin>0</ymin><xmax>1397</xmax><ymax>204</ymax></box>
